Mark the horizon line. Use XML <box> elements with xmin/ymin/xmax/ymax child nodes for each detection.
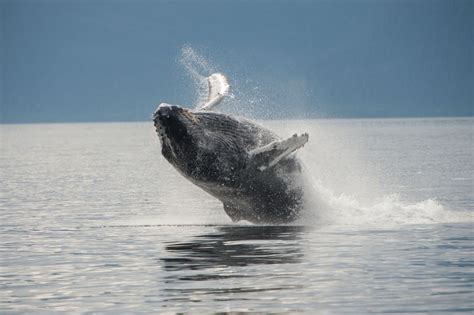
<box><xmin>1</xmin><ymin>115</ymin><xmax>473</xmax><ymax>126</ymax></box>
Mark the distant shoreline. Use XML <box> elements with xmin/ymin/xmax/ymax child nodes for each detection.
<box><xmin>1</xmin><ymin>116</ymin><xmax>473</xmax><ymax>126</ymax></box>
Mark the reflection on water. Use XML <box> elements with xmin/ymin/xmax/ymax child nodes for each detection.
<box><xmin>162</xmin><ymin>226</ymin><xmax>304</xmax><ymax>271</ymax></box>
<box><xmin>160</xmin><ymin>226</ymin><xmax>306</xmax><ymax>304</ymax></box>
<box><xmin>1</xmin><ymin>223</ymin><xmax>473</xmax><ymax>313</ymax></box>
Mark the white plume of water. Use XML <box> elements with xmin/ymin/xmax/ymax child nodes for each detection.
<box><xmin>299</xmin><ymin>173</ymin><xmax>470</xmax><ymax>228</ymax></box>
<box><xmin>179</xmin><ymin>46</ymin><xmax>217</xmax><ymax>109</ymax></box>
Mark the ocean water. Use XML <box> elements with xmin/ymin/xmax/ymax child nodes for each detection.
<box><xmin>0</xmin><ymin>118</ymin><xmax>473</xmax><ymax>314</ymax></box>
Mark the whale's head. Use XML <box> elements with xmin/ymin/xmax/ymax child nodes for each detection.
<box><xmin>153</xmin><ymin>103</ymin><xmax>250</xmax><ymax>182</ymax></box>
<box><xmin>153</xmin><ymin>103</ymin><xmax>199</xmax><ymax>166</ymax></box>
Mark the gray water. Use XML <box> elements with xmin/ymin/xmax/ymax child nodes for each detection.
<box><xmin>1</xmin><ymin>118</ymin><xmax>473</xmax><ymax>313</ymax></box>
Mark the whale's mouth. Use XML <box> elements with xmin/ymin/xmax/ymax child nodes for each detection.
<box><xmin>153</xmin><ymin>103</ymin><xmax>198</xmax><ymax>146</ymax></box>
<box><xmin>152</xmin><ymin>105</ymin><xmax>166</xmax><ymax>141</ymax></box>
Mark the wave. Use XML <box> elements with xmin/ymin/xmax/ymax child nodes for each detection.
<box><xmin>299</xmin><ymin>174</ymin><xmax>472</xmax><ymax>228</ymax></box>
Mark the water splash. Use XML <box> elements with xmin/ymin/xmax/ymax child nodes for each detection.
<box><xmin>179</xmin><ymin>46</ymin><xmax>214</xmax><ymax>109</ymax></box>
<box><xmin>178</xmin><ymin>46</ymin><xmax>271</xmax><ymax>118</ymax></box>
<box><xmin>299</xmin><ymin>175</ymin><xmax>471</xmax><ymax>228</ymax></box>
<box><xmin>176</xmin><ymin>46</ymin><xmax>471</xmax><ymax>228</ymax></box>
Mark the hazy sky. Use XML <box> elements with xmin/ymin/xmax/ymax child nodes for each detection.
<box><xmin>1</xmin><ymin>0</ymin><xmax>472</xmax><ymax>123</ymax></box>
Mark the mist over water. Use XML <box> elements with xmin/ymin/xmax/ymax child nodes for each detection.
<box><xmin>179</xmin><ymin>46</ymin><xmax>216</xmax><ymax>110</ymax></box>
<box><xmin>179</xmin><ymin>46</ymin><xmax>275</xmax><ymax>119</ymax></box>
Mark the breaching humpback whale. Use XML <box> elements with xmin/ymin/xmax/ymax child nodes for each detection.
<box><xmin>153</xmin><ymin>73</ymin><xmax>309</xmax><ymax>224</ymax></box>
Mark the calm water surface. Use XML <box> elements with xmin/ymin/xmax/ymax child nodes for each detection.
<box><xmin>1</xmin><ymin>118</ymin><xmax>473</xmax><ymax>313</ymax></box>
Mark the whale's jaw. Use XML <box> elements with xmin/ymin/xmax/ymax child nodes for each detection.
<box><xmin>153</xmin><ymin>104</ymin><xmax>199</xmax><ymax>169</ymax></box>
<box><xmin>154</xmin><ymin>104</ymin><xmax>192</xmax><ymax>142</ymax></box>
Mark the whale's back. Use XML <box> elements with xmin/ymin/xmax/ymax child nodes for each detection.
<box><xmin>192</xmin><ymin>110</ymin><xmax>278</xmax><ymax>152</ymax></box>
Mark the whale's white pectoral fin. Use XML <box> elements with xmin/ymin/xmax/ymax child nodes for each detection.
<box><xmin>208</xmin><ymin>73</ymin><xmax>229</xmax><ymax>101</ymax></box>
<box><xmin>198</xmin><ymin>73</ymin><xmax>230</xmax><ymax>111</ymax></box>
<box><xmin>249</xmin><ymin>133</ymin><xmax>309</xmax><ymax>171</ymax></box>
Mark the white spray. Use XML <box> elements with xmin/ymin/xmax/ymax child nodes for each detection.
<box><xmin>178</xmin><ymin>46</ymin><xmax>472</xmax><ymax>228</ymax></box>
